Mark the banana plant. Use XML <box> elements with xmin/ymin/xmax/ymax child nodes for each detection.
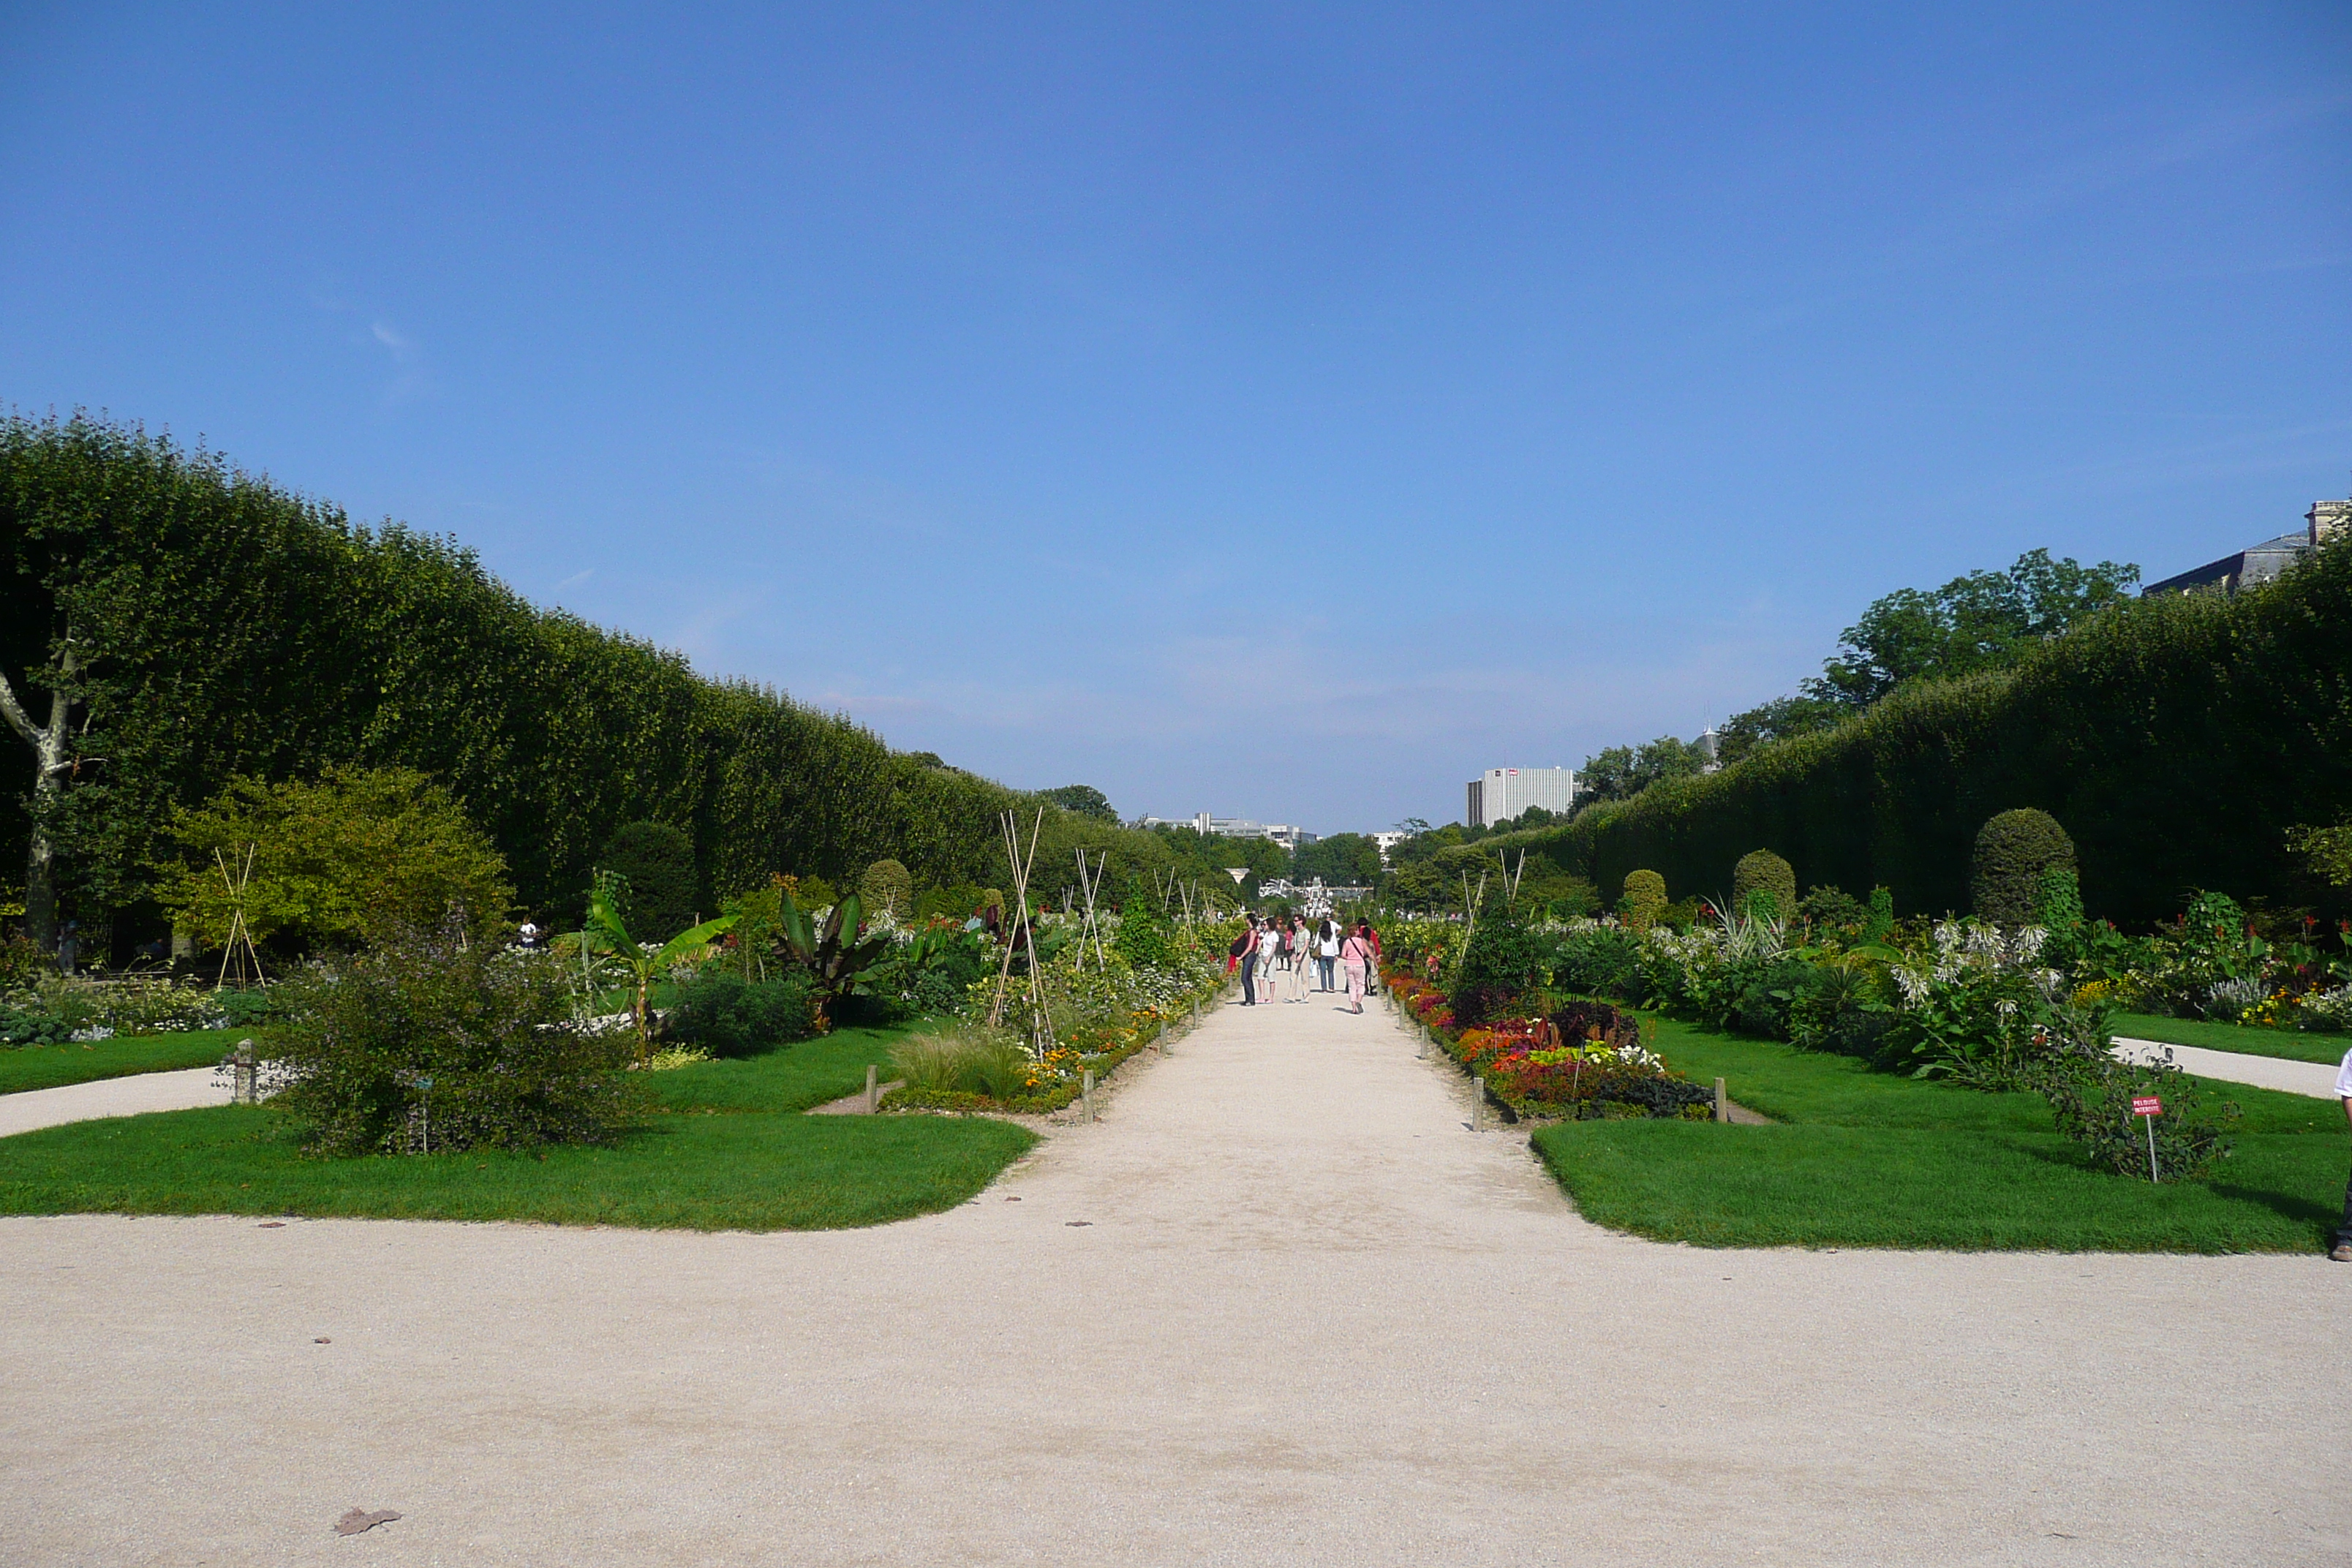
<box><xmin>777</xmin><ymin>889</ymin><xmax>891</xmax><ymax>1028</ymax></box>
<box><xmin>583</xmin><ymin>877</ymin><xmax>735</xmax><ymax>1063</ymax></box>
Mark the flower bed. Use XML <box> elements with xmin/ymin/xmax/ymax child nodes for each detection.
<box><xmin>1384</xmin><ymin>966</ymin><xmax>1712</xmax><ymax>1122</ymax></box>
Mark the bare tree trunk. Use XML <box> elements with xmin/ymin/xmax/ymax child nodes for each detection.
<box><xmin>0</xmin><ymin>635</ymin><xmax>78</xmax><ymax>954</ymax></box>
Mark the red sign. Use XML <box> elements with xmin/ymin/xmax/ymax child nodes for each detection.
<box><xmin>2131</xmin><ymin>1096</ymin><xmax>2163</xmax><ymax>1117</ymax></box>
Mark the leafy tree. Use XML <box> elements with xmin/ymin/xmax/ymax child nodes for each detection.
<box><xmin>154</xmin><ymin>766</ymin><xmax>513</xmax><ymax>953</ymax></box>
<box><xmin>1577</xmin><ymin>736</ymin><xmax>1708</xmax><ymax>805</ymax></box>
<box><xmin>599</xmin><ymin>821</ymin><xmax>697</xmax><ymax>941</ymax></box>
<box><xmin>1807</xmin><ymin>549</ymin><xmax>2139</xmax><ymax>709</ymax></box>
<box><xmin>1039</xmin><ymin>784</ymin><xmax>1117</xmax><ymax>821</ymax></box>
<box><xmin>1715</xmin><ymin>694</ymin><xmax>1848</xmax><ymax>766</ymax></box>
<box><xmin>1292</xmin><ymin>832</ymin><xmax>1383</xmax><ymax>886</ymax></box>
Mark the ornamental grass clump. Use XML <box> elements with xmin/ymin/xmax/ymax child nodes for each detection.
<box><xmin>267</xmin><ymin>924</ymin><xmax>649</xmax><ymax>1157</ymax></box>
<box><xmin>889</xmin><ymin>1026</ymin><xmax>1030</xmax><ymax>1099</ymax></box>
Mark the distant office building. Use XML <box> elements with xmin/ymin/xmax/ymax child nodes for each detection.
<box><xmin>2144</xmin><ymin>497</ymin><xmax>2351</xmax><ymax>598</ymax></box>
<box><xmin>1134</xmin><ymin>813</ymin><xmax>1316</xmax><ymax>851</ymax></box>
<box><xmin>1465</xmin><ymin>766</ymin><xmax>1576</xmax><ymax>829</ymax></box>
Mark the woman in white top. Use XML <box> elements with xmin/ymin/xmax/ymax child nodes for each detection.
<box><xmin>1316</xmin><ymin>919</ymin><xmax>1341</xmax><ymax>992</ymax></box>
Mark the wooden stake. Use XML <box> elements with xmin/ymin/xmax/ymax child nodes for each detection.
<box><xmin>1714</xmin><ymin>1077</ymin><xmax>1729</xmax><ymax>1124</ymax></box>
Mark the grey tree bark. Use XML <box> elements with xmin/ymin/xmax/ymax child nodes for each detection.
<box><xmin>0</xmin><ymin>633</ymin><xmax>78</xmax><ymax>953</ymax></box>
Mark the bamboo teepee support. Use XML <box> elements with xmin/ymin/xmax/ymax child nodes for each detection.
<box><xmin>213</xmin><ymin>843</ymin><xmax>265</xmax><ymax>989</ymax></box>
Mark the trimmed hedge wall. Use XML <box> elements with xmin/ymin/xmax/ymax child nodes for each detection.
<box><xmin>0</xmin><ymin>415</ymin><xmax>1172</xmax><ymax>930</ymax></box>
<box><xmin>1510</xmin><ymin>539</ymin><xmax>2352</xmax><ymax>927</ymax></box>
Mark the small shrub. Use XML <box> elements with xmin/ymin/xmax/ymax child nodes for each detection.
<box><xmin>1733</xmin><ymin>851</ymin><xmax>1797</xmax><ymax>923</ymax></box>
<box><xmin>1621</xmin><ymin>870</ymin><xmax>1667</xmax><ymax>930</ymax></box>
<box><xmin>600</xmin><ymin>821</ymin><xmax>698</xmax><ymax>941</ymax></box>
<box><xmin>1862</xmin><ymin>886</ymin><xmax>1896</xmax><ymax>943</ymax></box>
<box><xmin>1972</xmin><ymin>809</ymin><xmax>2075</xmax><ymax>924</ymax></box>
<box><xmin>1451</xmin><ymin>913</ymin><xmax>1550</xmax><ymax>1025</ymax></box>
<box><xmin>1112</xmin><ymin>897</ymin><xmax>1179</xmax><ymax>971</ymax></box>
<box><xmin>858</xmin><ymin>859</ymin><xmax>913</xmax><ymax>920</ymax></box>
<box><xmin>665</xmin><ymin>971</ymin><xmax>816</xmax><ymax>1057</ymax></box>
<box><xmin>1796</xmin><ymin>885</ymin><xmax>1866</xmax><ymax>930</ymax></box>
<box><xmin>2030</xmin><ymin>1040</ymin><xmax>2236</xmax><ymax>1182</ymax></box>
<box><xmin>268</xmin><ymin>926</ymin><xmax>647</xmax><ymax>1156</ymax></box>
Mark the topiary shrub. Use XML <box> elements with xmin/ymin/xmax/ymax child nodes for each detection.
<box><xmin>858</xmin><ymin>859</ymin><xmax>913</xmax><ymax>920</ymax></box>
<box><xmin>1797</xmin><ymin>885</ymin><xmax>1866</xmax><ymax>929</ymax></box>
<box><xmin>1863</xmin><ymin>886</ymin><xmax>1896</xmax><ymax>943</ymax></box>
<box><xmin>1972</xmin><ymin>809</ymin><xmax>2075</xmax><ymax>924</ymax></box>
<box><xmin>1620</xmin><ymin>870</ymin><xmax>1667</xmax><ymax>930</ymax></box>
<box><xmin>1450</xmin><ymin>913</ymin><xmax>1549</xmax><ymax>1025</ymax></box>
<box><xmin>600</xmin><ymin>821</ymin><xmax>698</xmax><ymax>941</ymax></box>
<box><xmin>1733</xmin><ymin>850</ymin><xmax>1797</xmax><ymax>922</ymax></box>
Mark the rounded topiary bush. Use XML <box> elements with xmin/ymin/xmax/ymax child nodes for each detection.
<box><xmin>858</xmin><ymin>858</ymin><xmax>913</xmax><ymax>919</ymax></box>
<box><xmin>1733</xmin><ymin>850</ymin><xmax>1797</xmax><ymax>921</ymax></box>
<box><xmin>1972</xmin><ymin>808</ymin><xmax>2076</xmax><ymax>924</ymax></box>
<box><xmin>1621</xmin><ymin>870</ymin><xmax>1667</xmax><ymax>929</ymax></box>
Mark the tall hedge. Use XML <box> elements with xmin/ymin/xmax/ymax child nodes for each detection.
<box><xmin>0</xmin><ymin>415</ymin><xmax>1176</xmax><ymax>935</ymax></box>
<box><xmin>1507</xmin><ymin>539</ymin><xmax>2352</xmax><ymax>927</ymax></box>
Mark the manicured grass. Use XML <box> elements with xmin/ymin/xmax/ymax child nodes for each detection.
<box><xmin>0</xmin><ymin>1029</ymin><xmax>252</xmax><ymax>1095</ymax></box>
<box><xmin>1531</xmin><ymin>1018</ymin><xmax>2348</xmax><ymax>1253</ymax></box>
<box><xmin>0</xmin><ymin>1023</ymin><xmax>1036</xmax><ymax>1231</ymax></box>
<box><xmin>647</xmin><ymin>1025</ymin><xmax>911</xmax><ymax>1114</ymax></box>
<box><xmin>2110</xmin><ymin>1011</ymin><xmax>2351</xmax><ymax>1067</ymax></box>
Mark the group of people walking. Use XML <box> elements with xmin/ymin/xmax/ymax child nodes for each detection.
<box><xmin>1226</xmin><ymin>914</ymin><xmax>1382</xmax><ymax>1012</ymax></box>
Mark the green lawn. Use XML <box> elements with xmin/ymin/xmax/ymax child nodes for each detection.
<box><xmin>1531</xmin><ymin>1018</ymin><xmax>2348</xmax><ymax>1253</ymax></box>
<box><xmin>0</xmin><ymin>1029</ymin><xmax>252</xmax><ymax>1095</ymax></box>
<box><xmin>0</xmin><ymin>1023</ymin><xmax>1036</xmax><ymax>1231</ymax></box>
<box><xmin>2109</xmin><ymin>1011</ymin><xmax>2351</xmax><ymax>1067</ymax></box>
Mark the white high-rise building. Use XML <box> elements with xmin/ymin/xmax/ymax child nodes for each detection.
<box><xmin>1465</xmin><ymin>766</ymin><xmax>1575</xmax><ymax>829</ymax></box>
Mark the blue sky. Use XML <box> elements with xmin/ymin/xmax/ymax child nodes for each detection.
<box><xmin>3</xmin><ymin>3</ymin><xmax>2347</xmax><ymax>834</ymax></box>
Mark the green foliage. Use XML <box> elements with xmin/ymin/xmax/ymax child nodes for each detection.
<box><xmin>1513</xmin><ymin>538</ymin><xmax>2352</xmax><ymax>926</ymax></box>
<box><xmin>0</xmin><ymin>415</ymin><xmax>1192</xmax><ymax>938</ymax></box>
<box><xmin>2032</xmin><ymin>1047</ymin><xmax>2236</xmax><ymax>1182</ymax></box>
<box><xmin>1578</xmin><ymin>736</ymin><xmax>1707</xmax><ymax>805</ymax></box>
<box><xmin>1807</xmin><ymin>548</ymin><xmax>2141</xmax><ymax>709</ymax></box>
<box><xmin>783</xmin><ymin>874</ymin><xmax>838</xmax><ymax>910</ymax></box>
<box><xmin>2035</xmin><ymin>863</ymin><xmax>2085</xmax><ymax>934</ymax></box>
<box><xmin>889</xmin><ymin>1026</ymin><xmax>1031</xmax><ymax>1098</ymax></box>
<box><xmin>857</xmin><ymin>858</ymin><xmax>913</xmax><ymax>919</ymax></box>
<box><xmin>1112</xmin><ymin>895</ymin><xmax>1180</xmax><ymax>970</ymax></box>
<box><xmin>1620</xmin><ymin>869</ymin><xmax>1667</xmax><ymax>930</ymax></box>
<box><xmin>1863</xmin><ymin>886</ymin><xmax>1896</xmax><ymax>943</ymax></box>
<box><xmin>268</xmin><ymin>928</ymin><xmax>648</xmax><ymax>1157</ymax></box>
<box><xmin>1450</xmin><ymin>912</ymin><xmax>1549</xmax><ymax>1025</ymax></box>
<box><xmin>1291</xmin><ymin>831</ymin><xmax>1384</xmax><ymax>886</ymax></box>
<box><xmin>2286</xmin><ymin>820</ymin><xmax>2352</xmax><ymax>888</ymax></box>
<box><xmin>1972</xmin><ymin>809</ymin><xmax>2075</xmax><ymax>924</ymax></box>
<box><xmin>663</xmin><ymin>971</ymin><xmax>815</xmax><ymax>1057</ymax></box>
<box><xmin>598</xmin><ymin>821</ymin><xmax>697</xmax><ymax>940</ymax></box>
<box><xmin>153</xmin><ymin>766</ymin><xmax>513</xmax><ymax>953</ymax></box>
<box><xmin>774</xmin><ymin>889</ymin><xmax>888</xmax><ymax>1019</ymax></box>
<box><xmin>1038</xmin><ymin>785</ymin><xmax>1117</xmax><ymax>821</ymax></box>
<box><xmin>1796</xmin><ymin>885</ymin><xmax>1866</xmax><ymax>929</ymax></box>
<box><xmin>582</xmin><ymin>875</ymin><xmax>736</xmax><ymax>1060</ymax></box>
<box><xmin>1733</xmin><ymin>850</ymin><xmax>1796</xmax><ymax>923</ymax></box>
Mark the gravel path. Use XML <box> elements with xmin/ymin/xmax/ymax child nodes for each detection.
<box><xmin>1</xmin><ymin>993</ymin><xmax>2343</xmax><ymax>1567</ymax></box>
<box><xmin>2111</xmin><ymin>1036</ymin><xmax>2342</xmax><ymax>1098</ymax></box>
<box><xmin>0</xmin><ymin>1063</ymin><xmax>230</xmax><ymax>1137</ymax></box>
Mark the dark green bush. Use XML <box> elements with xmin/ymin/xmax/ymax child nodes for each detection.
<box><xmin>1733</xmin><ymin>850</ymin><xmax>1797</xmax><ymax>921</ymax></box>
<box><xmin>1796</xmin><ymin>885</ymin><xmax>1866</xmax><ymax>929</ymax></box>
<box><xmin>214</xmin><ymin>987</ymin><xmax>279</xmax><ymax>1028</ymax></box>
<box><xmin>1553</xmin><ymin>926</ymin><xmax>1645</xmax><ymax>1000</ymax></box>
<box><xmin>1972</xmin><ymin>809</ymin><xmax>2074</xmax><ymax>924</ymax></box>
<box><xmin>268</xmin><ymin>928</ymin><xmax>647</xmax><ymax>1157</ymax></box>
<box><xmin>600</xmin><ymin>821</ymin><xmax>698</xmax><ymax>941</ymax></box>
<box><xmin>0</xmin><ymin>1003</ymin><xmax>72</xmax><ymax>1046</ymax></box>
<box><xmin>664</xmin><ymin>971</ymin><xmax>816</xmax><ymax>1056</ymax></box>
<box><xmin>1112</xmin><ymin>897</ymin><xmax>1180</xmax><ymax>970</ymax></box>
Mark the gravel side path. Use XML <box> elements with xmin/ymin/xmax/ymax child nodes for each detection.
<box><xmin>2111</xmin><ymin>1036</ymin><xmax>2342</xmax><ymax>1098</ymax></box>
<box><xmin>0</xmin><ymin>994</ymin><xmax>2342</xmax><ymax>1567</ymax></box>
<box><xmin>0</xmin><ymin>1064</ymin><xmax>230</xmax><ymax>1137</ymax></box>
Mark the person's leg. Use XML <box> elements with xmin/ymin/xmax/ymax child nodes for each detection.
<box><xmin>2336</xmin><ymin>1161</ymin><xmax>2352</xmax><ymax>1256</ymax></box>
<box><xmin>1346</xmin><ymin>966</ymin><xmax>1365</xmax><ymax>1011</ymax></box>
<box><xmin>1241</xmin><ymin>962</ymin><xmax>1255</xmax><ymax>1005</ymax></box>
<box><xmin>1321</xmin><ymin>955</ymin><xmax>1335</xmax><ymax>990</ymax></box>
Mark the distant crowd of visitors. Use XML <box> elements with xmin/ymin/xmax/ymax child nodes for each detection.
<box><xmin>1226</xmin><ymin>914</ymin><xmax>1381</xmax><ymax>1013</ymax></box>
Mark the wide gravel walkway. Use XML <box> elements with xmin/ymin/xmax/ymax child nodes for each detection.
<box><xmin>0</xmin><ymin>989</ymin><xmax>2342</xmax><ymax>1567</ymax></box>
